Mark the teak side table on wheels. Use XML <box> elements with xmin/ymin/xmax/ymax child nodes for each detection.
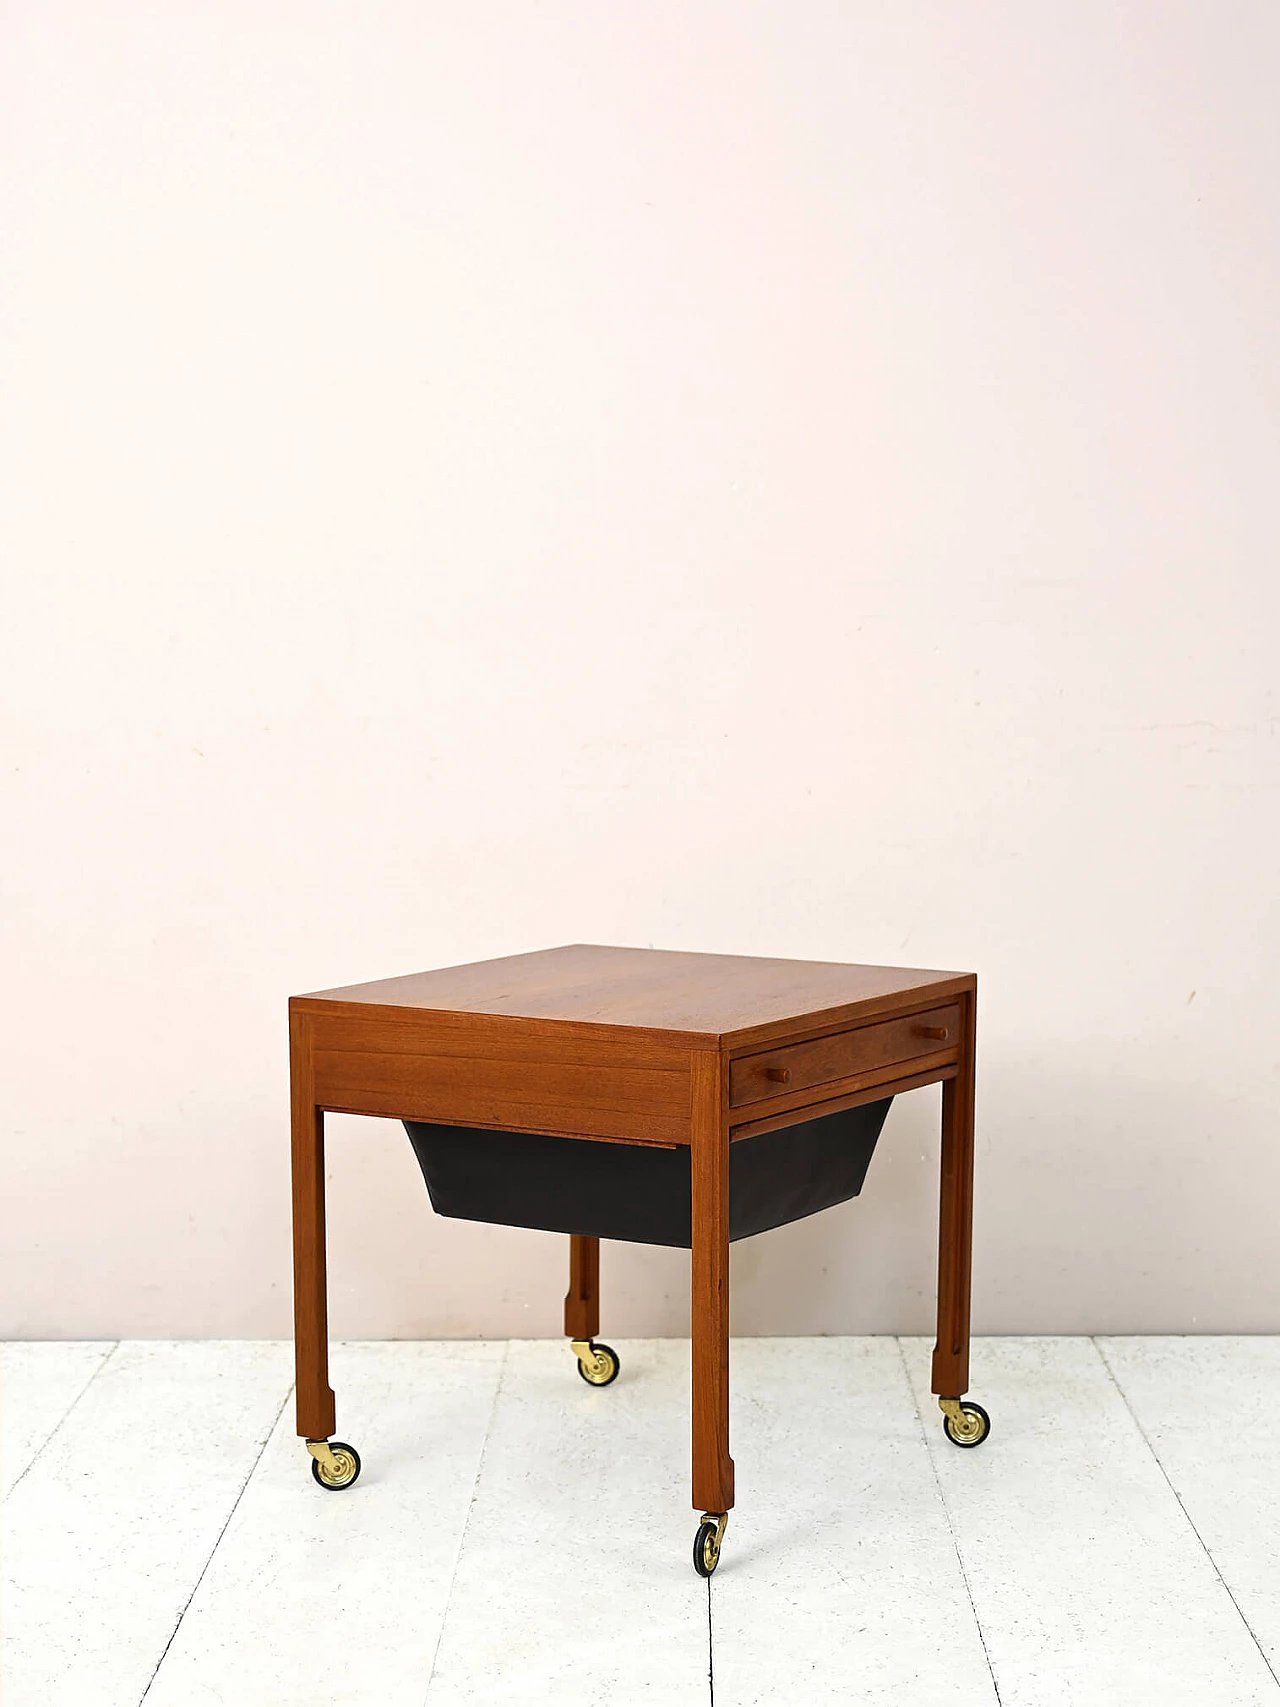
<box><xmin>289</xmin><ymin>944</ymin><xmax>989</xmax><ymax>1575</ymax></box>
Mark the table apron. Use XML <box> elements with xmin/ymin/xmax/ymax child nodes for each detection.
<box><xmin>309</xmin><ymin>1044</ymin><xmax>692</xmax><ymax>1147</ymax></box>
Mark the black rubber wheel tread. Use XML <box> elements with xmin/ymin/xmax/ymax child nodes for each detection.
<box><xmin>311</xmin><ymin>1441</ymin><xmax>362</xmax><ymax>1489</ymax></box>
<box><xmin>576</xmin><ymin>1342</ymin><xmax>620</xmax><ymax>1387</ymax></box>
<box><xmin>693</xmin><ymin>1520</ymin><xmax>720</xmax><ymax>1578</ymax></box>
<box><xmin>942</xmin><ymin>1401</ymin><xmax>991</xmax><ymax>1448</ymax></box>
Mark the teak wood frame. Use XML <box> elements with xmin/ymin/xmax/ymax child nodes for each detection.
<box><xmin>289</xmin><ymin>980</ymin><xmax>978</xmax><ymax>1518</ymax></box>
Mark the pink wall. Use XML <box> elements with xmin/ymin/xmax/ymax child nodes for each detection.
<box><xmin>3</xmin><ymin>2</ymin><xmax>1278</xmax><ymax>1336</ymax></box>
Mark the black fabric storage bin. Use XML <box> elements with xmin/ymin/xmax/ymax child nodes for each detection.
<box><xmin>404</xmin><ymin>1098</ymin><xmax>892</xmax><ymax>1248</ymax></box>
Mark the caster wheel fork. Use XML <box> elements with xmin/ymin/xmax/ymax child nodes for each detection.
<box><xmin>307</xmin><ymin>1438</ymin><xmax>362</xmax><ymax>1489</ymax></box>
<box><xmin>570</xmin><ymin>1339</ymin><xmax>620</xmax><ymax>1387</ymax></box>
<box><xmin>939</xmin><ymin>1397</ymin><xmax>991</xmax><ymax>1448</ymax></box>
<box><xmin>693</xmin><ymin>1512</ymin><xmax>728</xmax><ymax>1578</ymax></box>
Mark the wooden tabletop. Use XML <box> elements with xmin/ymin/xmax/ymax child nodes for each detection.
<box><xmin>296</xmin><ymin>944</ymin><xmax>973</xmax><ymax>1049</ymax></box>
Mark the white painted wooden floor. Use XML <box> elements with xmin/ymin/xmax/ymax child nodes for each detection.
<box><xmin>3</xmin><ymin>1338</ymin><xmax>1278</xmax><ymax>1706</ymax></box>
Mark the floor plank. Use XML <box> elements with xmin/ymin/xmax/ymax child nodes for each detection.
<box><xmin>144</xmin><ymin>1340</ymin><xmax>505</xmax><ymax>1707</ymax></box>
<box><xmin>0</xmin><ymin>1340</ymin><xmax>117</xmax><ymax>1497</ymax></box>
<box><xmin>710</xmin><ymin>1337</ymin><xmax>997</xmax><ymax>1706</ymax></box>
<box><xmin>900</xmin><ymin>1337</ymin><xmax>1280</xmax><ymax>1706</ymax></box>
<box><xmin>425</xmin><ymin>1338</ymin><xmax>710</xmax><ymax>1706</ymax></box>
<box><xmin>1</xmin><ymin>1341</ymin><xmax>293</xmax><ymax>1707</ymax></box>
<box><xmin>1097</xmin><ymin>1336</ymin><xmax>1280</xmax><ymax>1682</ymax></box>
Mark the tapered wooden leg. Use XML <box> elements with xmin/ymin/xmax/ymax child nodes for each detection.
<box><xmin>690</xmin><ymin>1051</ymin><xmax>733</xmax><ymax>1513</ymax></box>
<box><xmin>291</xmin><ymin>1011</ymin><xmax>336</xmax><ymax>1440</ymax></box>
<box><xmin>932</xmin><ymin>989</ymin><xmax>977</xmax><ymax>1398</ymax></box>
<box><xmin>564</xmin><ymin>1234</ymin><xmax>600</xmax><ymax>1340</ymax></box>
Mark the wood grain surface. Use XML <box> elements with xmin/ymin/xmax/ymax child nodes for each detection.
<box><xmin>297</xmin><ymin>943</ymin><xmax>972</xmax><ymax>1048</ymax></box>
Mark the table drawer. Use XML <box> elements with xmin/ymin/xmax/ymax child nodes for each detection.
<box><xmin>730</xmin><ymin>1004</ymin><xmax>960</xmax><ymax>1109</ymax></box>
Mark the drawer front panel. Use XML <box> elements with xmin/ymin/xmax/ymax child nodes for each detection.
<box><xmin>729</xmin><ymin>1004</ymin><xmax>960</xmax><ymax>1109</ymax></box>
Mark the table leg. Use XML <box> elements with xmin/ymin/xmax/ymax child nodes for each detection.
<box><xmin>564</xmin><ymin>1234</ymin><xmax>600</xmax><ymax>1340</ymax></box>
<box><xmin>564</xmin><ymin>1232</ymin><xmax>620</xmax><ymax>1386</ymax></box>
<box><xmin>290</xmin><ymin>1011</ymin><xmax>336</xmax><ymax>1441</ymax></box>
<box><xmin>690</xmin><ymin>1051</ymin><xmax>733</xmax><ymax>1516</ymax></box>
<box><xmin>931</xmin><ymin>989</ymin><xmax>976</xmax><ymax>1400</ymax></box>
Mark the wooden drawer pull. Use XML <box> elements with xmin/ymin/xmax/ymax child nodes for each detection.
<box><xmin>913</xmin><ymin>1024</ymin><xmax>949</xmax><ymax>1042</ymax></box>
<box><xmin>763</xmin><ymin>1066</ymin><xmax>792</xmax><ymax>1084</ymax></box>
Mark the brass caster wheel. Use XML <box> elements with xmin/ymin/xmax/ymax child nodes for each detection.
<box><xmin>307</xmin><ymin>1438</ymin><xmax>362</xmax><ymax>1490</ymax></box>
<box><xmin>570</xmin><ymin>1339</ymin><xmax>620</xmax><ymax>1387</ymax></box>
<box><xmin>693</xmin><ymin>1512</ymin><xmax>728</xmax><ymax>1578</ymax></box>
<box><xmin>939</xmin><ymin>1398</ymin><xmax>990</xmax><ymax>1448</ymax></box>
